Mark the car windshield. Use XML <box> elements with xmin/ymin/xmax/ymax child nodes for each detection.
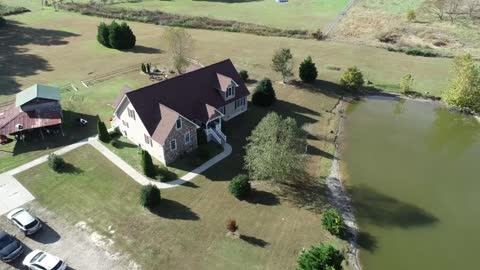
<box><xmin>51</xmin><ymin>260</ymin><xmax>64</xmax><ymax>270</ymax></box>
<box><xmin>25</xmin><ymin>219</ymin><xmax>38</xmax><ymax>229</ymax></box>
<box><xmin>0</xmin><ymin>233</ymin><xmax>13</xmax><ymax>247</ymax></box>
<box><xmin>32</xmin><ymin>252</ymin><xmax>46</xmax><ymax>263</ymax></box>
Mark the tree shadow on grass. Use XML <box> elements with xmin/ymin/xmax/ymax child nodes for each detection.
<box><xmin>244</xmin><ymin>189</ymin><xmax>280</xmax><ymax>206</ymax></box>
<box><xmin>277</xmin><ymin>175</ymin><xmax>329</xmax><ymax>214</ymax></box>
<box><xmin>306</xmin><ymin>145</ymin><xmax>336</xmax><ymax>159</ymax></box>
<box><xmin>150</xmin><ymin>199</ymin><xmax>199</xmax><ymax>220</ymax></box>
<box><xmin>126</xmin><ymin>45</ymin><xmax>162</xmax><ymax>54</ymax></box>
<box><xmin>240</xmin><ymin>235</ymin><xmax>269</xmax><ymax>247</ymax></box>
<box><xmin>348</xmin><ymin>185</ymin><xmax>439</xmax><ymax>228</ymax></box>
<box><xmin>0</xmin><ymin>20</ymin><xmax>80</xmax><ymax>96</ymax></box>
<box><xmin>60</xmin><ymin>163</ymin><xmax>84</xmax><ymax>174</ymax></box>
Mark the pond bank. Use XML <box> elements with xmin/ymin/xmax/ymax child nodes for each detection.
<box><xmin>325</xmin><ymin>98</ymin><xmax>362</xmax><ymax>270</ymax></box>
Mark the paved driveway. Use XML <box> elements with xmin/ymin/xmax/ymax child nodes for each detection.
<box><xmin>0</xmin><ymin>174</ymin><xmax>34</xmax><ymax>216</ymax></box>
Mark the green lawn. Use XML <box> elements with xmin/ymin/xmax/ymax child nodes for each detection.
<box><xmin>104</xmin><ymin>135</ymin><xmax>223</xmax><ymax>179</ymax></box>
<box><xmin>16</xmin><ymin>143</ymin><xmax>346</xmax><ymax>270</ymax></box>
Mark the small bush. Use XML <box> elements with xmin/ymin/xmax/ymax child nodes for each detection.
<box><xmin>325</xmin><ymin>65</ymin><xmax>341</xmax><ymax>71</ymax></box>
<box><xmin>157</xmin><ymin>166</ymin><xmax>176</xmax><ymax>182</ymax></box>
<box><xmin>252</xmin><ymin>78</ymin><xmax>276</xmax><ymax>106</ymax></box>
<box><xmin>0</xmin><ymin>17</ymin><xmax>6</xmax><ymax>27</ymax></box>
<box><xmin>47</xmin><ymin>153</ymin><xmax>65</xmax><ymax>172</ymax></box>
<box><xmin>239</xmin><ymin>70</ymin><xmax>249</xmax><ymax>81</ymax></box>
<box><xmin>108</xmin><ymin>127</ymin><xmax>121</xmax><ymax>138</ymax></box>
<box><xmin>228</xmin><ymin>174</ymin><xmax>251</xmax><ymax>199</ymax></box>
<box><xmin>299</xmin><ymin>56</ymin><xmax>318</xmax><ymax>83</ymax></box>
<box><xmin>339</xmin><ymin>66</ymin><xmax>364</xmax><ymax>91</ymax></box>
<box><xmin>407</xmin><ymin>9</ymin><xmax>416</xmax><ymax>22</ymax></box>
<box><xmin>297</xmin><ymin>243</ymin><xmax>344</xmax><ymax>270</ymax></box>
<box><xmin>376</xmin><ymin>31</ymin><xmax>399</xmax><ymax>44</ymax></box>
<box><xmin>311</xmin><ymin>29</ymin><xmax>323</xmax><ymax>40</ymax></box>
<box><xmin>400</xmin><ymin>74</ymin><xmax>414</xmax><ymax>94</ymax></box>
<box><xmin>322</xmin><ymin>209</ymin><xmax>346</xmax><ymax>237</ymax></box>
<box><xmin>140</xmin><ymin>184</ymin><xmax>161</xmax><ymax>209</ymax></box>
<box><xmin>226</xmin><ymin>219</ymin><xmax>238</xmax><ymax>233</ymax></box>
<box><xmin>405</xmin><ymin>47</ymin><xmax>439</xmax><ymax>57</ymax></box>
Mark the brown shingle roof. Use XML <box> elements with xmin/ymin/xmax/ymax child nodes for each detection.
<box><xmin>151</xmin><ymin>104</ymin><xmax>180</xmax><ymax>145</ymax></box>
<box><xmin>124</xmin><ymin>59</ymin><xmax>249</xmax><ymax>139</ymax></box>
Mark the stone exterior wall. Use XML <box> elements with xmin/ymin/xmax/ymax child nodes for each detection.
<box><xmin>163</xmin><ymin>116</ymin><xmax>198</xmax><ymax>165</ymax></box>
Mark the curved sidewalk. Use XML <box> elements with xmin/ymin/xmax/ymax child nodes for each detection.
<box><xmin>89</xmin><ymin>138</ymin><xmax>232</xmax><ymax>189</ymax></box>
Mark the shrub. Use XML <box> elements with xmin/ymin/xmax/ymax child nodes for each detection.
<box><xmin>297</xmin><ymin>243</ymin><xmax>344</xmax><ymax>270</ymax></box>
<box><xmin>228</xmin><ymin>174</ymin><xmax>251</xmax><ymax>199</ymax></box>
<box><xmin>197</xmin><ymin>129</ymin><xmax>207</xmax><ymax>145</ymax></box>
<box><xmin>322</xmin><ymin>209</ymin><xmax>346</xmax><ymax>237</ymax></box>
<box><xmin>157</xmin><ymin>166</ymin><xmax>176</xmax><ymax>182</ymax></box>
<box><xmin>97</xmin><ymin>22</ymin><xmax>110</xmax><ymax>47</ymax></box>
<box><xmin>47</xmin><ymin>153</ymin><xmax>65</xmax><ymax>172</ymax></box>
<box><xmin>400</xmin><ymin>74</ymin><xmax>414</xmax><ymax>94</ymax></box>
<box><xmin>299</xmin><ymin>56</ymin><xmax>318</xmax><ymax>83</ymax></box>
<box><xmin>226</xmin><ymin>219</ymin><xmax>238</xmax><ymax>233</ymax></box>
<box><xmin>141</xmin><ymin>150</ymin><xmax>156</xmax><ymax>178</ymax></box>
<box><xmin>325</xmin><ymin>65</ymin><xmax>341</xmax><ymax>71</ymax></box>
<box><xmin>339</xmin><ymin>66</ymin><xmax>364</xmax><ymax>91</ymax></box>
<box><xmin>239</xmin><ymin>70</ymin><xmax>249</xmax><ymax>81</ymax></box>
<box><xmin>407</xmin><ymin>9</ymin><xmax>416</xmax><ymax>22</ymax></box>
<box><xmin>252</xmin><ymin>78</ymin><xmax>276</xmax><ymax>106</ymax></box>
<box><xmin>108</xmin><ymin>127</ymin><xmax>121</xmax><ymax>138</ymax></box>
<box><xmin>376</xmin><ymin>30</ymin><xmax>399</xmax><ymax>44</ymax></box>
<box><xmin>0</xmin><ymin>17</ymin><xmax>6</xmax><ymax>27</ymax></box>
<box><xmin>141</xmin><ymin>63</ymin><xmax>146</xmax><ymax>73</ymax></box>
<box><xmin>140</xmin><ymin>184</ymin><xmax>161</xmax><ymax>208</ymax></box>
<box><xmin>311</xmin><ymin>29</ymin><xmax>323</xmax><ymax>40</ymax></box>
<box><xmin>405</xmin><ymin>47</ymin><xmax>439</xmax><ymax>57</ymax></box>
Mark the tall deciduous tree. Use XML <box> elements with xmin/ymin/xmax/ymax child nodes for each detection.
<box><xmin>165</xmin><ymin>27</ymin><xmax>194</xmax><ymax>74</ymax></box>
<box><xmin>244</xmin><ymin>112</ymin><xmax>306</xmax><ymax>182</ymax></box>
<box><xmin>442</xmin><ymin>54</ymin><xmax>480</xmax><ymax>112</ymax></box>
<box><xmin>272</xmin><ymin>48</ymin><xmax>294</xmax><ymax>83</ymax></box>
<box><xmin>299</xmin><ymin>56</ymin><xmax>318</xmax><ymax>83</ymax></box>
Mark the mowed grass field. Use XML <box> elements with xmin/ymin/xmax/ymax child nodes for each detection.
<box><xmin>0</xmin><ymin>8</ymin><xmax>453</xmax><ymax>172</ymax></box>
<box><xmin>112</xmin><ymin>0</ymin><xmax>349</xmax><ymax>31</ymax></box>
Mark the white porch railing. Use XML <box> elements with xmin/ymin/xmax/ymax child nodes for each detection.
<box><xmin>207</xmin><ymin>128</ymin><xmax>226</xmax><ymax>145</ymax></box>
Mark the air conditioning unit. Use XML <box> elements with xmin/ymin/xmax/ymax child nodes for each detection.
<box><xmin>15</xmin><ymin>124</ymin><xmax>23</xmax><ymax>130</ymax></box>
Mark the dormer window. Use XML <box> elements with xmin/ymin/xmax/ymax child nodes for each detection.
<box><xmin>176</xmin><ymin>118</ymin><xmax>182</xmax><ymax>130</ymax></box>
<box><xmin>226</xmin><ymin>85</ymin><xmax>235</xmax><ymax>98</ymax></box>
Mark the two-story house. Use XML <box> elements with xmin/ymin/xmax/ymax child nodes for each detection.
<box><xmin>112</xmin><ymin>59</ymin><xmax>249</xmax><ymax>165</ymax></box>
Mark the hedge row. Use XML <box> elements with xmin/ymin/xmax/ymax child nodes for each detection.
<box><xmin>0</xmin><ymin>5</ymin><xmax>30</xmax><ymax>16</ymax></box>
<box><xmin>58</xmin><ymin>3</ymin><xmax>312</xmax><ymax>39</ymax></box>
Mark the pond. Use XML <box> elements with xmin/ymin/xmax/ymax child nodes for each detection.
<box><xmin>343</xmin><ymin>97</ymin><xmax>480</xmax><ymax>270</ymax></box>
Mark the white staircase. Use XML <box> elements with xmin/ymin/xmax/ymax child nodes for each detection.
<box><xmin>208</xmin><ymin>127</ymin><xmax>226</xmax><ymax>145</ymax></box>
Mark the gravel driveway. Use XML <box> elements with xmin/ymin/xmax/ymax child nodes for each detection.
<box><xmin>0</xmin><ymin>202</ymin><xmax>138</xmax><ymax>270</ymax></box>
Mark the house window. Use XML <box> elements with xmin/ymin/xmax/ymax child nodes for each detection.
<box><xmin>184</xmin><ymin>132</ymin><xmax>191</xmax><ymax>144</ymax></box>
<box><xmin>235</xmin><ymin>97</ymin><xmax>246</xmax><ymax>109</ymax></box>
<box><xmin>127</xmin><ymin>108</ymin><xmax>136</xmax><ymax>120</ymax></box>
<box><xmin>226</xmin><ymin>85</ymin><xmax>235</xmax><ymax>98</ymax></box>
<box><xmin>144</xmin><ymin>134</ymin><xmax>152</xmax><ymax>146</ymax></box>
<box><xmin>170</xmin><ymin>139</ymin><xmax>177</xmax><ymax>151</ymax></box>
<box><xmin>122</xmin><ymin>120</ymin><xmax>129</xmax><ymax>128</ymax></box>
<box><xmin>176</xmin><ymin>118</ymin><xmax>182</xmax><ymax>130</ymax></box>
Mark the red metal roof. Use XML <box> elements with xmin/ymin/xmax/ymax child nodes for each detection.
<box><xmin>0</xmin><ymin>105</ymin><xmax>62</xmax><ymax>135</ymax></box>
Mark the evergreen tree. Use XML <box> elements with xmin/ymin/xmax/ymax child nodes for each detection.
<box><xmin>97</xmin><ymin>22</ymin><xmax>110</xmax><ymax>47</ymax></box>
<box><xmin>252</xmin><ymin>78</ymin><xmax>276</xmax><ymax>107</ymax></box>
<box><xmin>299</xmin><ymin>56</ymin><xmax>318</xmax><ymax>83</ymax></box>
<box><xmin>140</xmin><ymin>184</ymin><xmax>161</xmax><ymax>209</ymax></box>
<box><xmin>109</xmin><ymin>21</ymin><xmax>136</xmax><ymax>50</ymax></box>
<box><xmin>97</xmin><ymin>119</ymin><xmax>111</xmax><ymax>143</ymax></box>
<box><xmin>141</xmin><ymin>150</ymin><xmax>156</xmax><ymax>178</ymax></box>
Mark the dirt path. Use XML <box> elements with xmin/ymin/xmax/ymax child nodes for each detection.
<box><xmin>0</xmin><ymin>202</ymin><xmax>138</xmax><ymax>270</ymax></box>
<box><xmin>322</xmin><ymin>0</ymin><xmax>357</xmax><ymax>38</ymax></box>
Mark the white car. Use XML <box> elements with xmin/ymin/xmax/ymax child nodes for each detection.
<box><xmin>23</xmin><ymin>250</ymin><xmax>67</xmax><ymax>270</ymax></box>
<box><xmin>6</xmin><ymin>208</ymin><xmax>42</xmax><ymax>235</ymax></box>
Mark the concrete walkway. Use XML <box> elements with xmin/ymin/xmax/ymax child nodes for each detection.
<box><xmin>89</xmin><ymin>138</ymin><xmax>232</xmax><ymax>189</ymax></box>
